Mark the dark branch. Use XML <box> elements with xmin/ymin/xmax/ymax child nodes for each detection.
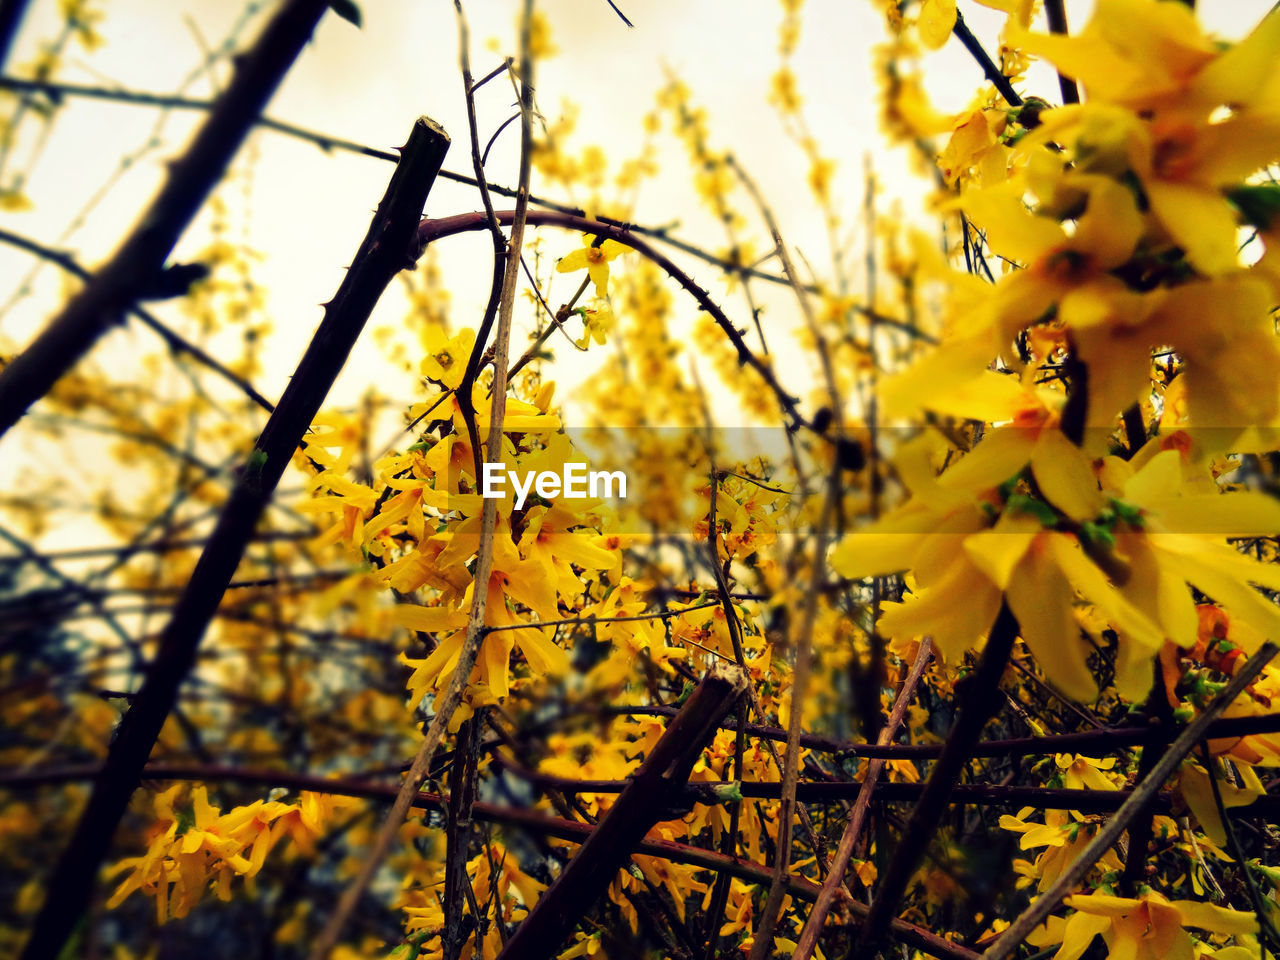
<box><xmin>17</xmin><ymin>115</ymin><xmax>450</xmax><ymax>960</ymax></box>
<box><xmin>0</xmin><ymin>0</ymin><xmax>329</xmax><ymax>441</ymax></box>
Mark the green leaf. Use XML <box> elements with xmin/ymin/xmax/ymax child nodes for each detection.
<box><xmin>1229</xmin><ymin>184</ymin><xmax>1280</xmax><ymax>230</ymax></box>
<box><xmin>1006</xmin><ymin>493</ymin><xmax>1058</xmax><ymax>528</ymax></box>
<box><xmin>328</xmin><ymin>0</ymin><xmax>362</xmax><ymax>28</ymax></box>
<box><xmin>1080</xmin><ymin>520</ymin><xmax>1116</xmax><ymax>551</ymax></box>
<box><xmin>709</xmin><ymin>781</ymin><xmax>744</xmax><ymax>803</ymax></box>
<box><xmin>1110</xmin><ymin>498</ymin><xmax>1145</xmax><ymax>527</ymax></box>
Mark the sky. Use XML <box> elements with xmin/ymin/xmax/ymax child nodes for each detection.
<box><xmin>0</xmin><ymin>0</ymin><xmax>1274</xmax><ymax>546</ymax></box>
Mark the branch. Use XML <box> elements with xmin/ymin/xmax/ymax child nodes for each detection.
<box><xmin>420</xmin><ymin>209</ymin><xmax>816</xmax><ymax>435</ymax></box>
<box><xmin>983</xmin><ymin>642</ymin><xmax>1280</xmax><ymax>960</ymax></box>
<box><xmin>793</xmin><ymin>639</ymin><xmax>934</xmax><ymax>960</ymax></box>
<box><xmin>603</xmin><ymin>705</ymin><xmax>1280</xmax><ymax>760</ymax></box>
<box><xmin>0</xmin><ymin>0</ymin><xmax>330</xmax><ymax>441</ymax></box>
<box><xmin>307</xmin><ymin>6</ymin><xmax>538</xmax><ymax>951</ymax></box>
<box><xmin>0</xmin><ymin>0</ymin><xmax>30</xmax><ymax>74</ymax></box>
<box><xmin>498</xmin><ymin>664</ymin><xmax>748</xmax><ymax>960</ymax></box>
<box><xmin>0</xmin><ymin>227</ymin><xmax>275</xmax><ymax>412</ymax></box>
<box><xmin>1042</xmin><ymin>0</ymin><xmax>1081</xmax><ymax>105</ymax></box>
<box><xmin>17</xmin><ymin>115</ymin><xmax>450</xmax><ymax>960</ymax></box>
<box><xmin>855</xmin><ymin>602</ymin><xmax>1020</xmax><ymax>956</ymax></box>
<box><xmin>748</xmin><ymin>482</ymin><xmax>835</xmax><ymax>960</ymax></box>
<box><xmin>952</xmin><ymin>10</ymin><xmax>1022</xmax><ymax>107</ymax></box>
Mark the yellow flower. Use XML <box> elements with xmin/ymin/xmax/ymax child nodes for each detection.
<box><xmin>1054</xmin><ymin>754</ymin><xmax>1120</xmax><ymax>792</ymax></box>
<box><xmin>1000</xmin><ymin>807</ymin><xmax>1122</xmax><ymax>892</ymax></box>
<box><xmin>1015</xmin><ymin>1</ymin><xmax>1280</xmax><ymax>275</ymax></box>
<box><xmin>1028</xmin><ymin>889</ymin><xmax>1259</xmax><ymax>960</ymax></box>
<box><xmin>556</xmin><ymin>236</ymin><xmax>629</xmax><ymax>296</ymax></box>
<box><xmin>420</xmin><ymin>326</ymin><xmax>475</xmax><ymax>390</ymax></box>
<box><xmin>575</xmin><ymin>299</ymin><xmax>615</xmax><ymax>347</ymax></box>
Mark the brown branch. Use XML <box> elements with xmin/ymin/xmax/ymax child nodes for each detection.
<box><xmin>16</xmin><ymin>114</ymin><xmax>450</xmax><ymax>960</ymax></box>
<box><xmin>420</xmin><ymin>209</ymin><xmax>816</xmax><ymax>435</ymax></box>
<box><xmin>0</xmin><ymin>226</ymin><xmax>276</xmax><ymax>413</ymax></box>
<box><xmin>497</xmin><ymin>664</ymin><xmax>749</xmax><ymax>960</ymax></box>
<box><xmin>983</xmin><ymin>642</ymin><xmax>1279</xmax><ymax>960</ymax></box>
<box><xmin>793</xmin><ymin>639</ymin><xmax>934</xmax><ymax>960</ymax></box>
<box><xmin>443</xmin><ymin>715</ymin><xmax>484</xmax><ymax>960</ymax></box>
<box><xmin>450</xmin><ymin>0</ymin><xmax>510</xmax><ymax>479</ymax></box>
<box><xmin>602</xmin><ymin>706</ymin><xmax>1280</xmax><ymax>761</ymax></box>
<box><xmin>0</xmin><ymin>0</ymin><xmax>330</xmax><ymax>441</ymax></box>
<box><xmin>855</xmin><ymin>602</ymin><xmax>1020</xmax><ymax>956</ymax></box>
<box><xmin>748</xmin><ymin>481</ymin><xmax>834</xmax><ymax>960</ymax></box>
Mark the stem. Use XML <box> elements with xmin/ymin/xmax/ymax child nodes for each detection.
<box><xmin>307</xmin><ymin>5</ymin><xmax>536</xmax><ymax>954</ymax></box>
<box><xmin>496</xmin><ymin>664</ymin><xmax>748</xmax><ymax>960</ymax></box>
<box><xmin>793</xmin><ymin>639</ymin><xmax>934</xmax><ymax>960</ymax></box>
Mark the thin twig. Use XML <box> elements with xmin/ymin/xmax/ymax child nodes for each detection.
<box><xmin>307</xmin><ymin>7</ymin><xmax>536</xmax><ymax>955</ymax></box>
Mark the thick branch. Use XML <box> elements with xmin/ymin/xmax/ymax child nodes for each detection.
<box><xmin>497</xmin><ymin>664</ymin><xmax>748</xmax><ymax>960</ymax></box>
<box><xmin>855</xmin><ymin>603</ymin><xmax>1020</xmax><ymax>956</ymax></box>
<box><xmin>793</xmin><ymin>639</ymin><xmax>934</xmax><ymax>960</ymax></box>
<box><xmin>17</xmin><ymin>115</ymin><xmax>449</xmax><ymax>960</ymax></box>
<box><xmin>0</xmin><ymin>227</ymin><xmax>275</xmax><ymax>412</ymax></box>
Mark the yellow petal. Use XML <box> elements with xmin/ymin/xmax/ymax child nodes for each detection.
<box><xmin>556</xmin><ymin>249</ymin><xmax>590</xmax><ymax>273</ymax></box>
<box><xmin>392</xmin><ymin>604</ymin><xmax>470</xmax><ymax>634</ymax></box>
<box><xmin>1052</xmin><ymin>908</ymin><xmax>1112</xmax><ymax>960</ymax></box>
<box><xmin>1173</xmin><ymin>900</ymin><xmax>1260</xmax><ymax>937</ymax></box>
<box><xmin>1192</xmin><ymin>7</ymin><xmax>1280</xmax><ymax>108</ymax></box>
<box><xmin>1031</xmin><ymin>430</ymin><xmax>1103</xmax><ymax>523</ymax></box>
<box><xmin>958</xmin><ymin>185</ymin><xmax>1064</xmax><ymax>266</ymax></box>
<box><xmin>1145</xmin><ymin>181</ymin><xmax>1239</xmax><ymax>277</ymax></box>
<box><xmin>1046</xmin><ymin>534</ymin><xmax>1163</xmax><ymax>645</ymax></box>
<box><xmin>1144</xmin><ymin>492</ymin><xmax>1280</xmax><ymax>537</ymax></box>
<box><xmin>917</xmin><ymin>0</ymin><xmax>956</xmax><ymax>50</ymax></box>
<box><xmin>1072</xmin><ymin>177</ymin><xmax>1143</xmax><ymax>270</ymax></box>
<box><xmin>1006</xmin><ymin>539</ymin><xmax>1099</xmax><ymax>702</ymax></box>
<box><xmin>963</xmin><ymin>514</ymin><xmax>1041</xmax><ymax>590</ymax></box>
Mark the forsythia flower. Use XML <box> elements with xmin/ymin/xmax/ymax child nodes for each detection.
<box><xmin>1027</xmin><ymin>889</ymin><xmax>1259</xmax><ymax>960</ymax></box>
<box><xmin>556</xmin><ymin>235</ymin><xmax>629</xmax><ymax>296</ymax></box>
